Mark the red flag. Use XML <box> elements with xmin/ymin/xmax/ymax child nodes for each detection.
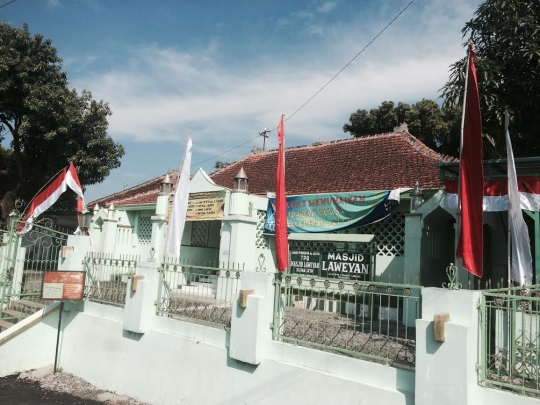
<box><xmin>66</xmin><ymin>163</ymin><xmax>85</xmax><ymax>213</ymax></box>
<box><xmin>275</xmin><ymin>115</ymin><xmax>289</xmax><ymax>273</ymax></box>
<box><xmin>456</xmin><ymin>43</ymin><xmax>483</xmax><ymax>277</ymax></box>
<box><xmin>18</xmin><ymin>163</ymin><xmax>85</xmax><ymax>233</ymax></box>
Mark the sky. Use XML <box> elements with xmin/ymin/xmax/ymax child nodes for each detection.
<box><xmin>2</xmin><ymin>0</ymin><xmax>482</xmax><ymax>202</ymax></box>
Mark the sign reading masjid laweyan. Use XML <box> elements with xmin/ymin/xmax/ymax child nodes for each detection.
<box><xmin>289</xmin><ymin>250</ymin><xmax>371</xmax><ymax>280</ymax></box>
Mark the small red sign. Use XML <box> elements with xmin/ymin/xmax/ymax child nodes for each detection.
<box><xmin>42</xmin><ymin>271</ymin><xmax>86</xmax><ymax>301</ymax></box>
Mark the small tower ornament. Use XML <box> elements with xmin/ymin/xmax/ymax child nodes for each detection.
<box><xmin>233</xmin><ymin>166</ymin><xmax>248</xmax><ymax>192</ymax></box>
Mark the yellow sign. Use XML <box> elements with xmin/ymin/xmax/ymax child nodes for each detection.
<box><xmin>186</xmin><ymin>191</ymin><xmax>226</xmax><ymax>221</ymax></box>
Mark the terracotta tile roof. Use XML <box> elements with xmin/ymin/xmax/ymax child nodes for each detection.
<box><xmin>90</xmin><ymin>132</ymin><xmax>456</xmax><ymax>207</ymax></box>
<box><xmin>89</xmin><ymin>171</ymin><xmax>179</xmax><ymax>208</ymax></box>
<box><xmin>210</xmin><ymin>132</ymin><xmax>456</xmax><ymax>195</ymax></box>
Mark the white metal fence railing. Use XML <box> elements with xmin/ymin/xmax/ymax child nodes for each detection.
<box><xmin>480</xmin><ymin>285</ymin><xmax>540</xmax><ymax>397</ymax></box>
<box><xmin>273</xmin><ymin>274</ymin><xmax>421</xmax><ymax>369</ymax></box>
<box><xmin>156</xmin><ymin>259</ymin><xmax>243</xmax><ymax>328</ymax></box>
<box><xmin>83</xmin><ymin>253</ymin><xmax>138</xmax><ymax>307</ymax></box>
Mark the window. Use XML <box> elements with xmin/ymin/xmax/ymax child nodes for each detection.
<box><xmin>191</xmin><ymin>221</ymin><xmax>209</xmax><ymax>247</ymax></box>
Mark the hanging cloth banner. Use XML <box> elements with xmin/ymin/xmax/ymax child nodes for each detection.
<box><xmin>264</xmin><ymin>188</ymin><xmax>405</xmax><ymax>234</ymax></box>
<box><xmin>18</xmin><ymin>163</ymin><xmax>85</xmax><ymax>234</ymax></box>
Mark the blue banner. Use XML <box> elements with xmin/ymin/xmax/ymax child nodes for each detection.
<box><xmin>264</xmin><ymin>190</ymin><xmax>398</xmax><ymax>234</ymax></box>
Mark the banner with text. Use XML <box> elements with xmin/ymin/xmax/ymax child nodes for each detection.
<box><xmin>264</xmin><ymin>190</ymin><xmax>397</xmax><ymax>233</ymax></box>
<box><xmin>289</xmin><ymin>250</ymin><xmax>371</xmax><ymax>280</ymax></box>
<box><xmin>184</xmin><ymin>191</ymin><xmax>226</xmax><ymax>221</ymax></box>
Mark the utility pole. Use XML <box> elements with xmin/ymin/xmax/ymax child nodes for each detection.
<box><xmin>259</xmin><ymin>128</ymin><xmax>270</xmax><ymax>151</ymax></box>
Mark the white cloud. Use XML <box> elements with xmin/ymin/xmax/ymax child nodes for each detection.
<box><xmin>304</xmin><ymin>24</ymin><xmax>325</xmax><ymax>35</ymax></box>
<box><xmin>291</xmin><ymin>10</ymin><xmax>314</xmax><ymax>20</ymax></box>
<box><xmin>64</xmin><ymin>55</ymin><xmax>96</xmax><ymax>72</ymax></box>
<box><xmin>74</xmin><ymin>0</ymin><xmax>480</xmax><ymax>165</ymax></box>
<box><xmin>317</xmin><ymin>2</ymin><xmax>337</xmax><ymax>14</ymax></box>
<box><xmin>47</xmin><ymin>0</ymin><xmax>60</xmax><ymax>8</ymax></box>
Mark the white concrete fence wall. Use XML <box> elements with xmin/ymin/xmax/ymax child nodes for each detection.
<box><xmin>0</xmin><ymin>263</ymin><xmax>413</xmax><ymax>405</ymax></box>
<box><xmin>2</xmin><ymin>255</ymin><xmax>539</xmax><ymax>405</ymax></box>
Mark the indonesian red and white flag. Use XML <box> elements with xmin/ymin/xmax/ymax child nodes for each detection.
<box><xmin>19</xmin><ymin>163</ymin><xmax>85</xmax><ymax>234</ymax></box>
<box><xmin>275</xmin><ymin>115</ymin><xmax>289</xmax><ymax>273</ymax></box>
<box><xmin>445</xmin><ymin>178</ymin><xmax>540</xmax><ymax>212</ymax></box>
<box><xmin>456</xmin><ymin>42</ymin><xmax>484</xmax><ymax>278</ymax></box>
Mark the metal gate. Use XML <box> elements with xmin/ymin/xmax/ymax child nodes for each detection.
<box><xmin>479</xmin><ymin>285</ymin><xmax>540</xmax><ymax>396</ymax></box>
<box><xmin>0</xmin><ymin>214</ymin><xmax>68</xmax><ymax>328</ymax></box>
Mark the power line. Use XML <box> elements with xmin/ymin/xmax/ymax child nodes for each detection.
<box><xmin>0</xmin><ymin>0</ymin><xmax>17</xmax><ymax>10</ymax></box>
<box><xmin>286</xmin><ymin>0</ymin><xmax>416</xmax><ymax>123</ymax></box>
<box><xmin>192</xmin><ymin>135</ymin><xmax>260</xmax><ymax>168</ymax></box>
<box><xmin>192</xmin><ymin>0</ymin><xmax>416</xmax><ymax>168</ymax></box>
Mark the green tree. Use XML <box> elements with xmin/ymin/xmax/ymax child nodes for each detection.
<box><xmin>214</xmin><ymin>161</ymin><xmax>231</xmax><ymax>170</ymax></box>
<box><xmin>343</xmin><ymin>101</ymin><xmax>409</xmax><ymax>136</ymax></box>
<box><xmin>343</xmin><ymin>100</ymin><xmax>461</xmax><ymax>156</ymax></box>
<box><xmin>441</xmin><ymin>0</ymin><xmax>540</xmax><ymax>158</ymax></box>
<box><xmin>0</xmin><ymin>23</ymin><xmax>124</xmax><ymax>213</ymax></box>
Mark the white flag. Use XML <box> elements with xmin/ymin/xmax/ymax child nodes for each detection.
<box><xmin>166</xmin><ymin>137</ymin><xmax>192</xmax><ymax>258</ymax></box>
<box><xmin>506</xmin><ymin>119</ymin><xmax>533</xmax><ymax>285</ymax></box>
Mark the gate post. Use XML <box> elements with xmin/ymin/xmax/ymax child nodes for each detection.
<box><xmin>150</xmin><ymin>182</ymin><xmax>169</xmax><ymax>261</ymax></box>
<box><xmin>415</xmin><ymin>288</ymin><xmax>483</xmax><ymax>405</ymax></box>
<box><xmin>99</xmin><ymin>204</ymin><xmax>118</xmax><ymax>254</ymax></box>
<box><xmin>4</xmin><ymin>213</ymin><xmax>19</xmax><ymax>277</ymax></box>
<box><xmin>229</xmin><ymin>272</ymin><xmax>275</xmax><ymax>364</ymax></box>
<box><xmin>0</xmin><ymin>213</ymin><xmax>20</xmax><ymax>313</ymax></box>
<box><xmin>9</xmin><ymin>239</ymin><xmax>24</xmax><ymax>302</ymax></box>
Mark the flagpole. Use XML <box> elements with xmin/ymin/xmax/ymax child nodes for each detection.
<box><xmin>504</xmin><ymin>110</ymin><xmax>512</xmax><ymax>374</ymax></box>
<box><xmin>457</xmin><ymin>42</ymin><xmax>472</xmax><ymax>286</ymax></box>
<box><xmin>21</xmin><ymin>166</ymin><xmax>68</xmax><ymax>216</ymax></box>
<box><xmin>459</xmin><ymin>44</ymin><xmax>472</xmax><ymax>161</ymax></box>
<box><xmin>505</xmin><ymin>110</ymin><xmax>512</xmax><ymax>286</ymax></box>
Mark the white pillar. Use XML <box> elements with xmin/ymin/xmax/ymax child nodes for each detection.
<box><xmin>151</xmin><ymin>191</ymin><xmax>169</xmax><ymax>261</ymax></box>
<box><xmin>229</xmin><ymin>272</ymin><xmax>275</xmax><ymax>364</ymax></box>
<box><xmin>100</xmin><ymin>204</ymin><xmax>118</xmax><ymax>255</ymax></box>
<box><xmin>403</xmin><ymin>213</ymin><xmax>422</xmax><ymax>327</ymax></box>
<box><xmin>404</xmin><ymin>212</ymin><xmax>422</xmax><ymax>284</ymax></box>
<box><xmin>416</xmin><ymin>288</ymin><xmax>483</xmax><ymax>405</ymax></box>
<box><xmin>221</xmin><ymin>191</ymin><xmax>258</xmax><ymax>270</ymax></box>
<box><xmin>58</xmin><ymin>235</ymin><xmax>92</xmax><ymax>272</ymax></box>
<box><xmin>123</xmin><ymin>261</ymin><xmax>160</xmax><ymax>334</ymax></box>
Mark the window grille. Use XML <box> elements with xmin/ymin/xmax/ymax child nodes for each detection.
<box><xmin>255</xmin><ymin>210</ymin><xmax>269</xmax><ymax>249</ymax></box>
<box><xmin>137</xmin><ymin>215</ymin><xmax>152</xmax><ymax>245</ymax></box>
<box><xmin>191</xmin><ymin>221</ymin><xmax>209</xmax><ymax>247</ymax></box>
<box><xmin>356</xmin><ymin>212</ymin><xmax>405</xmax><ymax>256</ymax></box>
